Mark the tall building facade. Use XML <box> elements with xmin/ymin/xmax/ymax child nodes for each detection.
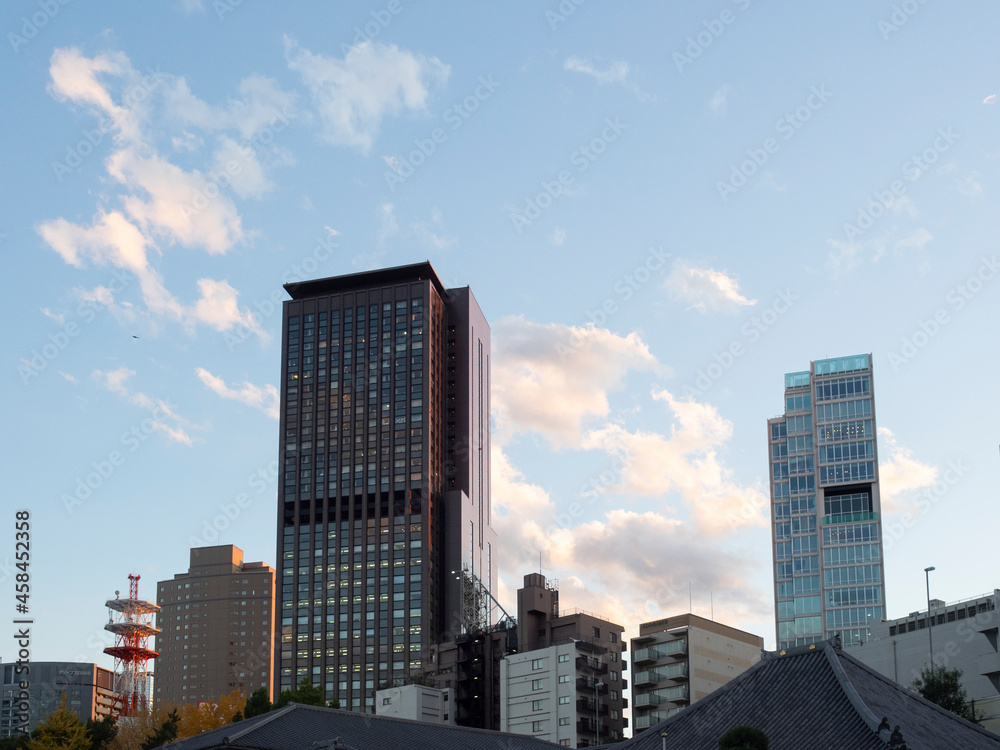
<box><xmin>630</xmin><ymin>614</ymin><xmax>762</xmax><ymax>731</ymax></box>
<box><xmin>0</xmin><ymin>662</ymin><xmax>115</xmax><ymax>737</ymax></box>
<box><xmin>768</xmin><ymin>354</ymin><xmax>886</xmax><ymax>650</ymax></box>
<box><xmin>156</xmin><ymin>545</ymin><xmax>275</xmax><ymax>705</ymax></box>
<box><xmin>275</xmin><ymin>263</ymin><xmax>496</xmax><ymax>712</ymax></box>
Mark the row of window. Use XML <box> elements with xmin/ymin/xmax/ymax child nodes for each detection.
<box><xmin>824</xmin><ymin>565</ymin><xmax>881</xmax><ymax>587</ymax></box>
<box><xmin>815</xmin><ymin>375</ymin><xmax>870</xmax><ymax>403</ymax></box>
<box><xmin>777</xmin><ymin>595</ymin><xmax>821</xmax><ymax>619</ymax></box>
<box><xmin>824</xmin><ymin>544</ymin><xmax>880</xmax><ymax>566</ymax></box>
<box><xmin>816</xmin><ymin>398</ymin><xmax>872</xmax><ymax>424</ymax></box>
<box><xmin>824</xmin><ymin>492</ymin><xmax>871</xmax><ymax>518</ymax></box>
<box><xmin>818</xmin><ymin>440</ymin><xmax>874</xmax><ymax>465</ymax></box>
<box><xmin>817</xmin><ymin>419</ymin><xmax>873</xmax><ymax>444</ymax></box>
<box><xmin>777</xmin><ymin>616</ymin><xmax>822</xmax><ymax>640</ymax></box>
<box><xmin>818</xmin><ymin>461</ymin><xmax>875</xmax><ymax>485</ymax></box>
<box><xmin>826</xmin><ymin>585</ymin><xmax>883</xmax><ymax>608</ymax></box>
<box><xmin>823</xmin><ymin>522</ymin><xmax>878</xmax><ymax>546</ymax></box>
<box><xmin>785</xmin><ymin>394</ymin><xmax>812</xmax><ymax>412</ymax></box>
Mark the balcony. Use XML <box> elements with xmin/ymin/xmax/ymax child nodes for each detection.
<box><xmin>633</xmin><ymin>663</ymin><xmax>687</xmax><ymax>687</ymax></box>
<box><xmin>632</xmin><ymin>639</ymin><xmax>687</xmax><ymax>664</ymax></box>
<box><xmin>576</xmin><ymin>697</ymin><xmax>609</xmax><ymax>715</ymax></box>
<box><xmin>576</xmin><ymin>655</ymin><xmax>609</xmax><ymax>674</ymax></box>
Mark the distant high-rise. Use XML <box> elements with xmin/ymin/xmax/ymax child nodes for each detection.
<box><xmin>275</xmin><ymin>262</ymin><xmax>496</xmax><ymax>712</ymax></box>
<box><xmin>0</xmin><ymin>662</ymin><xmax>116</xmax><ymax>737</ymax></box>
<box><xmin>155</xmin><ymin>545</ymin><xmax>275</xmax><ymax>705</ymax></box>
<box><xmin>768</xmin><ymin>354</ymin><xmax>886</xmax><ymax>650</ymax></box>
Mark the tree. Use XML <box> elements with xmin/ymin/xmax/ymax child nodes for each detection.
<box><xmin>107</xmin><ymin>705</ymin><xmax>175</xmax><ymax>750</ymax></box>
<box><xmin>912</xmin><ymin>665</ymin><xmax>983</xmax><ymax>723</ymax></box>
<box><xmin>719</xmin><ymin>725</ymin><xmax>769</xmax><ymax>750</ymax></box>
<box><xmin>139</xmin><ymin>709</ymin><xmax>178</xmax><ymax>750</ymax></box>
<box><xmin>0</xmin><ymin>733</ymin><xmax>31</xmax><ymax>750</ymax></box>
<box><xmin>243</xmin><ymin>688</ymin><xmax>272</xmax><ymax>719</ymax></box>
<box><xmin>176</xmin><ymin>690</ymin><xmax>245</xmax><ymax>739</ymax></box>
<box><xmin>85</xmin><ymin>716</ymin><xmax>117</xmax><ymax>750</ymax></box>
<box><xmin>28</xmin><ymin>696</ymin><xmax>90</xmax><ymax>750</ymax></box>
<box><xmin>274</xmin><ymin>679</ymin><xmax>326</xmax><ymax>709</ymax></box>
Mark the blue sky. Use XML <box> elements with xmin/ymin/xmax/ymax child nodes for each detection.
<box><xmin>2</xmin><ymin>0</ymin><xmax>998</xmax><ymax>676</ymax></box>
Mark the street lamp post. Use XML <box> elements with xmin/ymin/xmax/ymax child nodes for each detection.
<box><xmin>594</xmin><ymin>681</ymin><xmax>604</xmax><ymax>746</ymax></box>
<box><xmin>925</xmin><ymin>566</ymin><xmax>936</xmax><ymax>668</ymax></box>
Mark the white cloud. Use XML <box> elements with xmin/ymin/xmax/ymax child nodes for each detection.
<box><xmin>563</xmin><ymin>56</ymin><xmax>629</xmax><ymax>85</ymax></box>
<box><xmin>41</xmin><ymin>307</ymin><xmax>65</xmax><ymax>324</ymax></box>
<box><xmin>877</xmin><ymin>427</ymin><xmax>938</xmax><ymax>514</ymax></box>
<box><xmin>953</xmin><ymin>172</ymin><xmax>984</xmax><ymax>199</ymax></box>
<box><xmin>894</xmin><ymin>228</ymin><xmax>933</xmax><ymax>252</ymax></box>
<box><xmin>984</xmin><ymin>94</ymin><xmax>997</xmax><ymax>104</ymax></box>
<box><xmin>163</xmin><ymin>74</ymin><xmax>296</xmax><ymax>140</ymax></box>
<box><xmin>196</xmin><ymin>367</ymin><xmax>279</xmax><ymax>419</ymax></box>
<box><xmin>551</xmin><ymin>228</ymin><xmax>566</xmax><ymax>246</ymax></box>
<box><xmin>59</xmin><ymin>371</ymin><xmax>77</xmax><ymax>383</ymax></box>
<box><xmin>285</xmin><ymin>38</ymin><xmax>449</xmax><ymax>152</ymax></box>
<box><xmin>210</xmin><ymin>136</ymin><xmax>272</xmax><ymax>199</ymax></box>
<box><xmin>38</xmin><ymin>211</ymin><xmax>263</xmax><ymax>337</ymax></box>
<box><xmin>663</xmin><ymin>259</ymin><xmax>757</xmax><ymax>313</ymax></box>
<box><xmin>105</xmin><ymin>148</ymin><xmax>244</xmax><ymax>254</ymax></box>
<box><xmin>38</xmin><ymin>46</ymin><xmax>275</xmax><ymax>338</ymax></box>
<box><xmin>92</xmin><ymin>366</ymin><xmax>194</xmax><ymax>444</ymax></box>
<box><xmin>493</xmin><ymin>444</ymin><xmax>767</xmax><ymax>639</ymax></box>
<box><xmin>580</xmin><ymin>388</ymin><xmax>769</xmax><ymax>534</ymax></box>
<box><xmin>492</xmin><ymin>317</ymin><xmax>660</xmax><ymax>448</ymax></box>
<box><xmin>709</xmin><ymin>84</ymin><xmax>729</xmax><ymax>114</ymax></box>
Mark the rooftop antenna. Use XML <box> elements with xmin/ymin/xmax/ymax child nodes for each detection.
<box><xmin>711</xmin><ymin>591</ymin><xmax>715</xmax><ymax>621</ymax></box>
<box><xmin>689</xmin><ymin>582</ymin><xmax>692</xmax><ymax>614</ymax></box>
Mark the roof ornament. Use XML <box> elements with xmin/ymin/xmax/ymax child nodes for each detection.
<box><xmin>888</xmin><ymin>725</ymin><xmax>907</xmax><ymax>750</ymax></box>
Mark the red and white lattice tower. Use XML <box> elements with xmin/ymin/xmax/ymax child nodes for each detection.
<box><xmin>104</xmin><ymin>574</ymin><xmax>160</xmax><ymax>716</ymax></box>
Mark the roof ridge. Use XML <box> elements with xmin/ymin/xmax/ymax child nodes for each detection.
<box><xmin>223</xmin><ymin>704</ymin><xmax>298</xmax><ymax>744</ymax></box>
<box><xmin>821</xmin><ymin>639</ymin><xmax>888</xmax><ymax>743</ymax></box>
<box><xmin>643</xmin><ymin>646</ymin><xmax>771</xmax><ymax>735</ymax></box>
<box><xmin>836</xmin><ymin>646</ymin><xmax>1000</xmax><ymax>740</ymax></box>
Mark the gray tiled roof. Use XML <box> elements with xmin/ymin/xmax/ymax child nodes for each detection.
<box><xmin>619</xmin><ymin>639</ymin><xmax>1000</xmax><ymax>750</ymax></box>
<box><xmin>163</xmin><ymin>703</ymin><xmax>562</xmax><ymax>750</ymax></box>
<box><xmin>162</xmin><ymin>639</ymin><xmax>1000</xmax><ymax>750</ymax></box>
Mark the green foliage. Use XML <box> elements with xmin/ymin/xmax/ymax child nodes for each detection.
<box><xmin>28</xmin><ymin>696</ymin><xmax>91</xmax><ymax>750</ymax></box>
<box><xmin>139</xmin><ymin>709</ymin><xmax>178</xmax><ymax>750</ymax></box>
<box><xmin>912</xmin><ymin>664</ymin><xmax>983</xmax><ymax>723</ymax></box>
<box><xmin>85</xmin><ymin>716</ymin><xmax>117</xmax><ymax>750</ymax></box>
<box><xmin>274</xmin><ymin>679</ymin><xmax>326</xmax><ymax>709</ymax></box>
<box><xmin>719</xmin><ymin>725</ymin><xmax>769</xmax><ymax>750</ymax></box>
<box><xmin>243</xmin><ymin>688</ymin><xmax>272</xmax><ymax>719</ymax></box>
<box><xmin>0</xmin><ymin>733</ymin><xmax>30</xmax><ymax>750</ymax></box>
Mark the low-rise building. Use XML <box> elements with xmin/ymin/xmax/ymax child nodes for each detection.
<box><xmin>845</xmin><ymin>589</ymin><xmax>1000</xmax><ymax>732</ymax></box>
<box><xmin>500</xmin><ymin>574</ymin><xmax>626</xmax><ymax>747</ymax></box>
<box><xmin>375</xmin><ymin>683</ymin><xmax>454</xmax><ymax>724</ymax></box>
<box><xmin>630</xmin><ymin>613</ymin><xmax>763</xmax><ymax>731</ymax></box>
<box><xmin>0</xmin><ymin>662</ymin><xmax>116</xmax><ymax>737</ymax></box>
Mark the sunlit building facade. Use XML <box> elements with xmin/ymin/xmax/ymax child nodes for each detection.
<box><xmin>768</xmin><ymin>354</ymin><xmax>886</xmax><ymax>650</ymax></box>
<box><xmin>274</xmin><ymin>262</ymin><xmax>496</xmax><ymax>712</ymax></box>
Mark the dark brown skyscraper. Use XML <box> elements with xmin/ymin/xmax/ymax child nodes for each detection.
<box><xmin>275</xmin><ymin>262</ymin><xmax>496</xmax><ymax>713</ymax></box>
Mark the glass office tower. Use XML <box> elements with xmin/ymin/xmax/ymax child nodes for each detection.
<box><xmin>274</xmin><ymin>262</ymin><xmax>496</xmax><ymax>711</ymax></box>
<box><xmin>768</xmin><ymin>354</ymin><xmax>886</xmax><ymax>650</ymax></box>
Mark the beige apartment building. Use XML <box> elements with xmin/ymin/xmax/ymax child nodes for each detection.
<box><xmin>156</xmin><ymin>545</ymin><xmax>275</xmax><ymax>705</ymax></box>
<box><xmin>630</xmin><ymin>613</ymin><xmax>762</xmax><ymax>731</ymax></box>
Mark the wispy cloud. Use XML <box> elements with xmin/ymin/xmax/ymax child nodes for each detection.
<box><xmin>551</xmin><ymin>228</ymin><xmax>566</xmax><ymax>246</ymax></box>
<box><xmin>196</xmin><ymin>367</ymin><xmax>279</xmax><ymax>419</ymax></box>
<box><xmin>564</xmin><ymin>56</ymin><xmax>629</xmax><ymax>85</ymax></box>
<box><xmin>285</xmin><ymin>38</ymin><xmax>449</xmax><ymax>153</ymax></box>
<box><xmin>663</xmin><ymin>259</ymin><xmax>756</xmax><ymax>313</ymax></box>
<box><xmin>563</xmin><ymin>55</ymin><xmax>653</xmax><ymax>100</ymax></box>
<box><xmin>37</xmin><ymin>46</ymin><xmax>288</xmax><ymax>339</ymax></box>
<box><xmin>41</xmin><ymin>307</ymin><xmax>65</xmax><ymax>324</ymax></box>
<box><xmin>93</xmin><ymin>366</ymin><xmax>194</xmax><ymax>444</ymax></box>
<box><xmin>708</xmin><ymin>84</ymin><xmax>729</xmax><ymax>114</ymax></box>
